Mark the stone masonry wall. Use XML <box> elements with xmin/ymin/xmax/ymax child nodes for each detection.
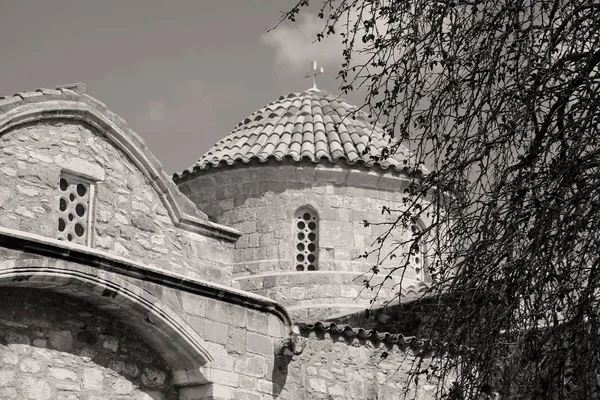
<box><xmin>180</xmin><ymin>161</ymin><xmax>430</xmax><ymax>320</ymax></box>
<box><xmin>0</xmin><ymin>249</ymin><xmax>292</xmax><ymax>400</ymax></box>
<box><xmin>0</xmin><ymin>120</ymin><xmax>233</xmax><ymax>284</ymax></box>
<box><xmin>0</xmin><ymin>288</ymin><xmax>177</xmax><ymax>400</ymax></box>
<box><xmin>278</xmin><ymin>330</ymin><xmax>439</xmax><ymax>400</ymax></box>
<box><xmin>110</xmin><ymin>273</ymin><xmax>291</xmax><ymax>400</ymax></box>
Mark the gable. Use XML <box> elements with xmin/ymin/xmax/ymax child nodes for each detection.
<box><xmin>0</xmin><ymin>86</ymin><xmax>240</xmax><ymax>282</ymax></box>
<box><xmin>0</xmin><ymin>86</ymin><xmax>239</xmax><ymax>242</ymax></box>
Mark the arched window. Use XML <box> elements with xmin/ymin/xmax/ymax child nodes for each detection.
<box><xmin>294</xmin><ymin>208</ymin><xmax>318</xmax><ymax>271</ymax></box>
<box><xmin>410</xmin><ymin>223</ymin><xmax>425</xmax><ymax>281</ymax></box>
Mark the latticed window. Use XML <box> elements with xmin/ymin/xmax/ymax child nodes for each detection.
<box><xmin>57</xmin><ymin>173</ymin><xmax>94</xmax><ymax>245</ymax></box>
<box><xmin>295</xmin><ymin>208</ymin><xmax>318</xmax><ymax>271</ymax></box>
<box><xmin>410</xmin><ymin>223</ymin><xmax>425</xmax><ymax>280</ymax></box>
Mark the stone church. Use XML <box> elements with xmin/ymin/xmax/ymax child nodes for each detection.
<box><xmin>0</xmin><ymin>74</ymin><xmax>434</xmax><ymax>399</ymax></box>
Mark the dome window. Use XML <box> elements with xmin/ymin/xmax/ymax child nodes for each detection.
<box><xmin>295</xmin><ymin>208</ymin><xmax>318</xmax><ymax>271</ymax></box>
<box><xmin>57</xmin><ymin>173</ymin><xmax>95</xmax><ymax>246</ymax></box>
<box><xmin>410</xmin><ymin>223</ymin><xmax>425</xmax><ymax>281</ymax></box>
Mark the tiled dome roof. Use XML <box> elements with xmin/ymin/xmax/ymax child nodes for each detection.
<box><xmin>174</xmin><ymin>90</ymin><xmax>417</xmax><ymax>181</ymax></box>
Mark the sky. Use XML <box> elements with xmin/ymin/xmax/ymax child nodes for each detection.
<box><xmin>0</xmin><ymin>0</ymin><xmax>362</xmax><ymax>174</ymax></box>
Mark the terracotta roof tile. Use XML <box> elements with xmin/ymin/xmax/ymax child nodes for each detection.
<box><xmin>174</xmin><ymin>90</ymin><xmax>425</xmax><ymax>181</ymax></box>
<box><xmin>296</xmin><ymin>322</ymin><xmax>421</xmax><ymax>347</ymax></box>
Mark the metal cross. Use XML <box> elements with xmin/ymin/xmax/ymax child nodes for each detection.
<box><xmin>304</xmin><ymin>61</ymin><xmax>324</xmax><ymax>90</ymax></box>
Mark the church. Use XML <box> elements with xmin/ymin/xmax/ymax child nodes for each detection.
<box><xmin>0</xmin><ymin>66</ymin><xmax>436</xmax><ymax>399</ymax></box>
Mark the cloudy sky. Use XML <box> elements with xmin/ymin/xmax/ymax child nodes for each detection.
<box><xmin>0</xmin><ymin>0</ymin><xmax>364</xmax><ymax>174</ymax></box>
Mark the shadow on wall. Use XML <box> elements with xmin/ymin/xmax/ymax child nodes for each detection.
<box><xmin>0</xmin><ymin>288</ymin><xmax>178</xmax><ymax>399</ymax></box>
<box><xmin>273</xmin><ymin>353</ymin><xmax>289</xmax><ymax>397</ymax></box>
<box><xmin>271</xmin><ymin>332</ymin><xmax>308</xmax><ymax>397</ymax></box>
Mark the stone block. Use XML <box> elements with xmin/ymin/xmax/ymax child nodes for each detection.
<box><xmin>195</xmin><ymin>241</ymin><xmax>232</xmax><ymax>265</ymax></box>
<box><xmin>247</xmin><ymin>332</ymin><xmax>273</xmax><ymax>357</ymax></box>
<box><xmin>203</xmin><ymin>342</ymin><xmax>235</xmax><ymax>372</ymax></box>
<box><xmin>18</xmin><ymin>358</ymin><xmax>41</xmax><ymax>373</ymax></box>
<box><xmin>320</xmin><ymin>204</ymin><xmax>339</xmax><ymax>221</ymax></box>
<box><xmin>289</xmin><ymin>287</ymin><xmax>306</xmax><ymax>300</ymax></box>
<box><xmin>0</xmin><ymin>370</ymin><xmax>15</xmax><ymax>387</ymax></box>
<box><xmin>246</xmin><ymin>309</ymin><xmax>268</xmax><ymax>333</ymax></box>
<box><xmin>182</xmin><ymin>294</ymin><xmax>206</xmax><ymax>317</ymax></box>
<box><xmin>49</xmin><ymin>367</ymin><xmax>77</xmax><ymax>381</ymax></box>
<box><xmin>83</xmin><ymin>368</ymin><xmax>104</xmax><ymax>391</ymax></box>
<box><xmin>179</xmin><ymin>385</ymin><xmax>209</xmax><ymax>400</ymax></box>
<box><xmin>211</xmin><ymin>368</ymin><xmax>239</xmax><ymax>386</ymax></box>
<box><xmin>378</xmin><ymin>174</ymin><xmax>411</xmax><ymax>191</ymax></box>
<box><xmin>141</xmin><ymin>367</ymin><xmax>167</xmax><ymax>388</ymax></box>
<box><xmin>309</xmin><ymin>378</ymin><xmax>327</xmax><ymax>393</ymax></box>
<box><xmin>296</xmin><ymin>165</ymin><xmax>316</xmax><ymax>182</ymax></box>
<box><xmin>234</xmin><ymin>354</ymin><xmax>266</xmax><ymax>377</ymax></box>
<box><xmin>347</xmin><ymin>186</ymin><xmax>364</xmax><ymax>197</ymax></box>
<box><xmin>363</xmin><ymin>186</ymin><xmax>379</xmax><ymax>200</ymax></box>
<box><xmin>48</xmin><ymin>330</ymin><xmax>73</xmax><ymax>351</ymax></box>
<box><xmin>328</xmin><ymin>384</ymin><xmax>345</xmax><ymax>397</ymax></box>
<box><xmin>267</xmin><ymin>314</ymin><xmax>285</xmax><ymax>337</ymax></box>
<box><xmin>17</xmin><ymin>377</ymin><xmax>52</xmax><ymax>400</ymax></box>
<box><xmin>0</xmin><ymin>353</ymin><xmax>18</xmax><ymax>365</ymax></box>
<box><xmin>346</xmin><ymin>169</ymin><xmax>380</xmax><ymax>187</ymax></box>
<box><xmin>233</xmin><ymin>389</ymin><xmax>261</xmax><ymax>400</ymax></box>
<box><xmin>203</xmin><ymin>320</ymin><xmax>229</xmax><ymax>345</ymax></box>
<box><xmin>348</xmin><ymin>371</ymin><xmax>365</xmax><ymax>398</ymax></box>
<box><xmin>186</xmin><ymin>315</ymin><xmax>204</xmax><ymax>336</ymax></box>
<box><xmin>256</xmin><ymin>378</ymin><xmax>273</xmax><ymax>393</ymax></box>
<box><xmin>226</xmin><ymin>327</ymin><xmax>247</xmax><ymax>355</ymax></box>
<box><xmin>238</xmin><ymin>375</ymin><xmax>257</xmax><ymax>390</ymax></box>
<box><xmin>273</xmin><ymin>165</ymin><xmax>297</xmax><ymax>181</ymax></box>
<box><xmin>111</xmin><ymin>378</ymin><xmax>133</xmax><ymax>394</ymax></box>
<box><xmin>315</xmin><ymin>165</ymin><xmax>348</xmax><ymax>183</ymax></box>
<box><xmin>320</xmin><ymin>221</ymin><xmax>353</xmax><ymax>249</ymax></box>
<box><xmin>238</xmin><ymin>277</ymin><xmax>263</xmax><ymax>291</ymax></box>
<box><xmin>206</xmin><ymin>299</ymin><xmax>229</xmax><ymax>322</ymax></box>
<box><xmin>0</xmin><ymin>387</ymin><xmax>17</xmax><ymax>399</ymax></box>
<box><xmin>333</xmin><ymin>184</ymin><xmax>347</xmax><ymax>195</ymax></box>
<box><xmin>206</xmin><ymin>299</ymin><xmax>247</xmax><ymax>327</ymax></box>
<box><xmin>131</xmin><ymin>214</ymin><xmax>157</xmax><ymax>232</ymax></box>
<box><xmin>180</xmin><ymin>384</ymin><xmax>233</xmax><ymax>400</ymax></box>
<box><xmin>102</xmin><ymin>335</ymin><xmax>119</xmax><ymax>352</ymax></box>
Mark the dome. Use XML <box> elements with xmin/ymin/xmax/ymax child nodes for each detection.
<box><xmin>174</xmin><ymin>90</ymin><xmax>417</xmax><ymax>182</ymax></box>
<box><xmin>173</xmin><ymin>88</ymin><xmax>432</xmax><ymax>321</ymax></box>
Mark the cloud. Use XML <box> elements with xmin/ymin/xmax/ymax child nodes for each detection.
<box><xmin>147</xmin><ymin>100</ymin><xmax>167</xmax><ymax>122</ymax></box>
<box><xmin>261</xmin><ymin>10</ymin><xmax>391</xmax><ymax>78</ymax></box>
<box><xmin>261</xmin><ymin>13</ymin><xmax>345</xmax><ymax>75</ymax></box>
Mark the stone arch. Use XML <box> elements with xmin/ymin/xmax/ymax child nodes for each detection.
<box><xmin>0</xmin><ymin>261</ymin><xmax>214</xmax><ymax>389</ymax></box>
<box><xmin>0</xmin><ymin>89</ymin><xmax>239</xmax><ymax>242</ymax></box>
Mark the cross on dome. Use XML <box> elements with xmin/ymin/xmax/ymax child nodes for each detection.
<box><xmin>304</xmin><ymin>61</ymin><xmax>324</xmax><ymax>91</ymax></box>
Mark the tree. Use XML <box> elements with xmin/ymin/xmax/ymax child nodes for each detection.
<box><xmin>280</xmin><ymin>0</ymin><xmax>600</xmax><ymax>398</ymax></box>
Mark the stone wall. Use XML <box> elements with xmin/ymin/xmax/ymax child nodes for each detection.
<box><xmin>0</xmin><ymin>288</ymin><xmax>177</xmax><ymax>400</ymax></box>
<box><xmin>278</xmin><ymin>329</ymin><xmax>439</xmax><ymax>400</ymax></box>
<box><xmin>0</xmin><ymin>247</ymin><xmax>292</xmax><ymax>400</ymax></box>
<box><xmin>179</xmin><ymin>161</ymin><xmax>431</xmax><ymax>320</ymax></box>
<box><xmin>0</xmin><ymin>120</ymin><xmax>233</xmax><ymax>284</ymax></box>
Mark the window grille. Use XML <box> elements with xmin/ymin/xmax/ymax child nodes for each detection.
<box><xmin>57</xmin><ymin>173</ymin><xmax>94</xmax><ymax>246</ymax></box>
<box><xmin>410</xmin><ymin>223</ymin><xmax>424</xmax><ymax>280</ymax></box>
<box><xmin>295</xmin><ymin>208</ymin><xmax>318</xmax><ymax>271</ymax></box>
